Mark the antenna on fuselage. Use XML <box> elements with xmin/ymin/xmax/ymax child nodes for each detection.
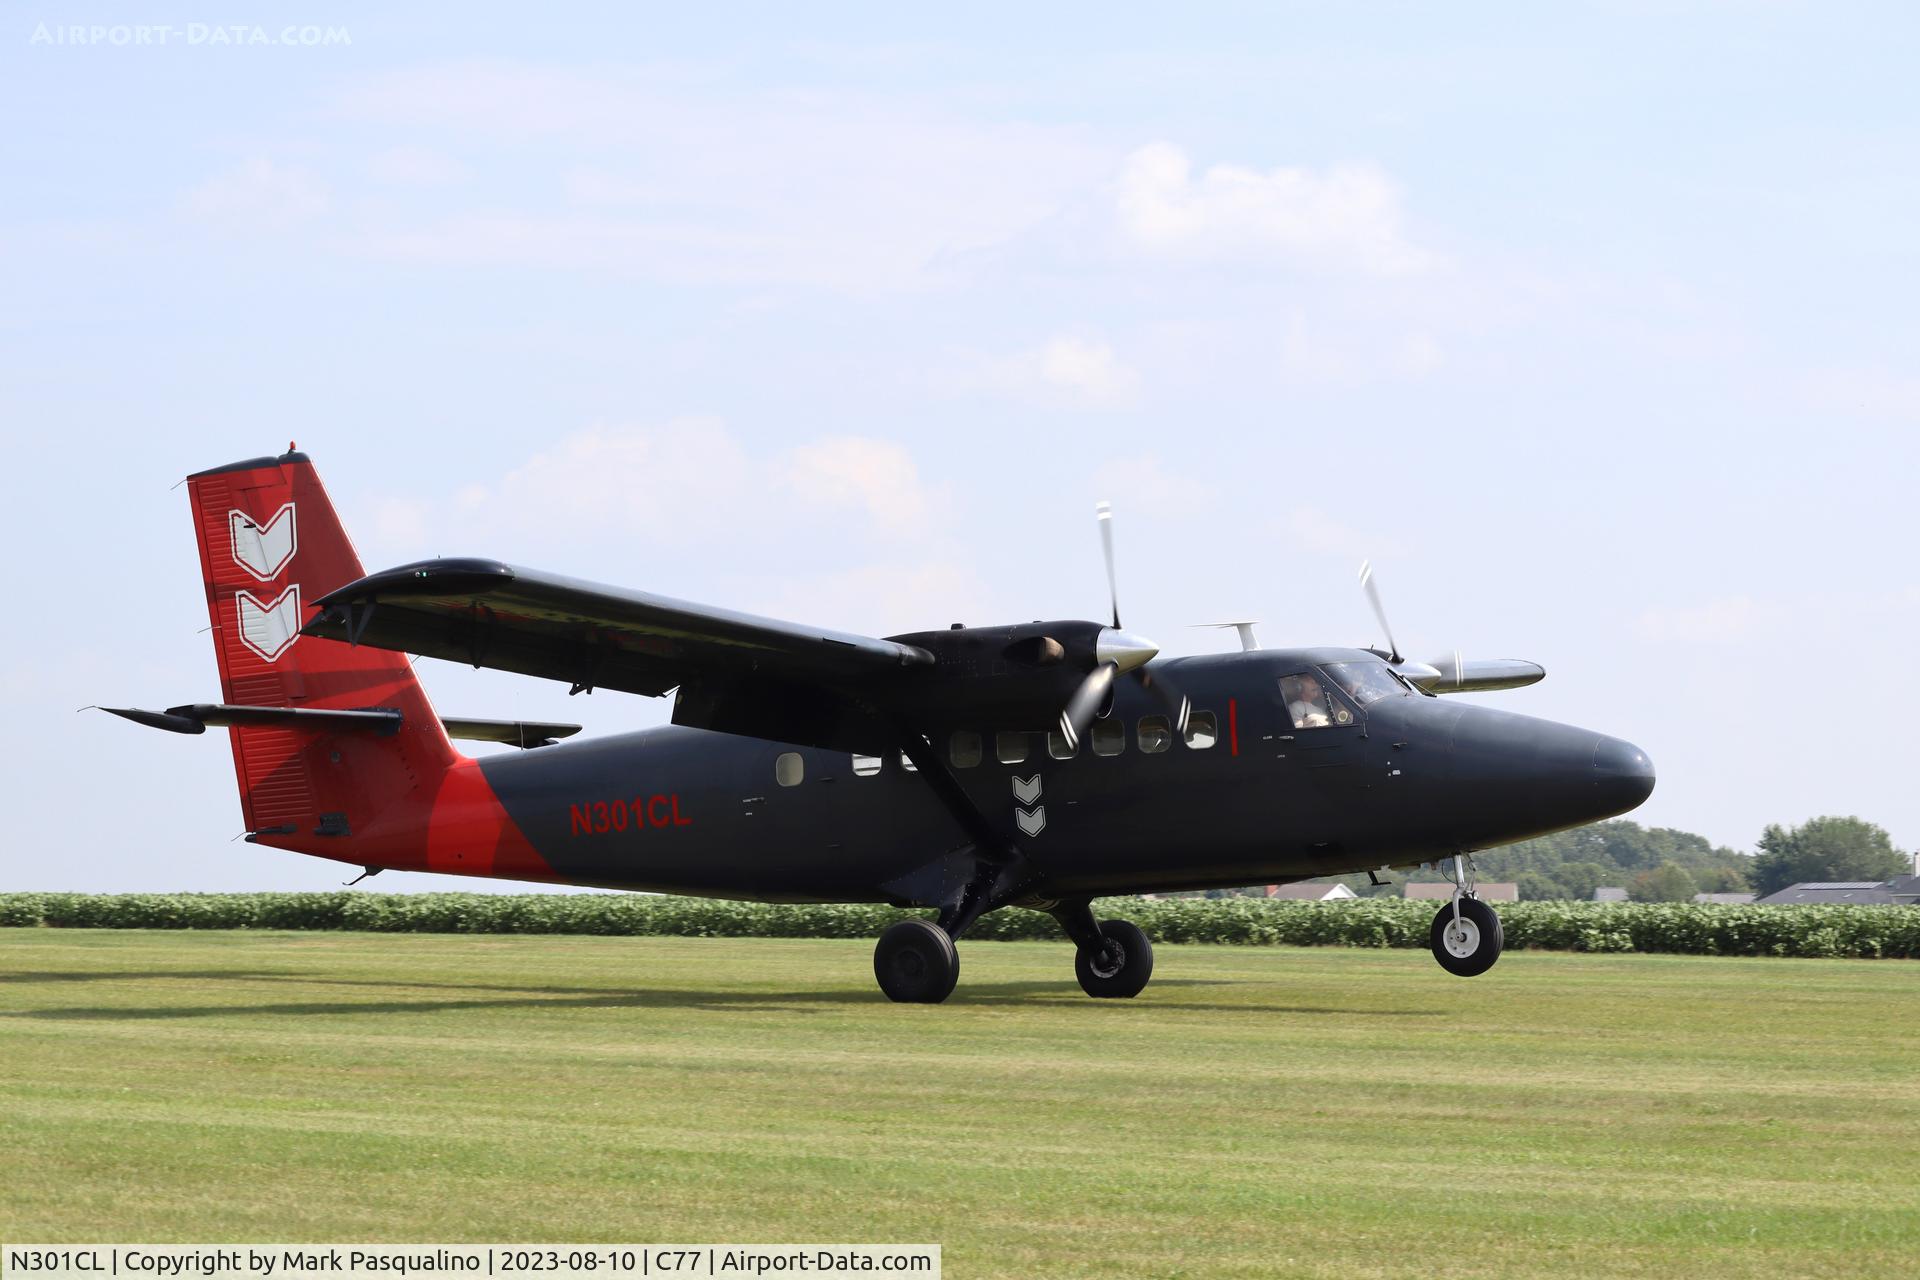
<box><xmin>1192</xmin><ymin>621</ymin><xmax>1262</xmax><ymax>652</ymax></box>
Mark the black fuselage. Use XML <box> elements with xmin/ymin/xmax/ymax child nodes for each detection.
<box><xmin>474</xmin><ymin>647</ymin><xmax>1655</xmax><ymax>904</ymax></box>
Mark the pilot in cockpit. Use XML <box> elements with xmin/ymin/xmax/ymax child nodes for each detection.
<box><xmin>1286</xmin><ymin>674</ymin><xmax>1333</xmax><ymax>729</ymax></box>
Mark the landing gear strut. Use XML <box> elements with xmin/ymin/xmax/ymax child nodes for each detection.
<box><xmin>1052</xmin><ymin>899</ymin><xmax>1155</xmax><ymax>998</ymax></box>
<box><xmin>1429</xmin><ymin>853</ymin><xmax>1503</xmax><ymax>977</ymax></box>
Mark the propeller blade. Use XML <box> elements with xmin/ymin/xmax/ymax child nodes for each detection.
<box><xmin>1097</xmin><ymin>500</ymin><xmax>1121</xmax><ymax>628</ymax></box>
<box><xmin>1138</xmin><ymin>668</ymin><xmax>1191</xmax><ymax>737</ymax></box>
<box><xmin>1058</xmin><ymin>661</ymin><xmax>1117</xmax><ymax>752</ymax></box>
<box><xmin>1358</xmin><ymin>560</ymin><xmax>1402</xmax><ymax>664</ymax></box>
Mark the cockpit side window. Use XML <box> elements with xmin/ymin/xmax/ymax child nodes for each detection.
<box><xmin>1321</xmin><ymin>660</ymin><xmax>1408</xmax><ymax>707</ymax></box>
<box><xmin>1279</xmin><ymin>673</ymin><xmax>1353</xmax><ymax>730</ymax></box>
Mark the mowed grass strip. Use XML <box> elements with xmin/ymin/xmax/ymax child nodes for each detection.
<box><xmin>2</xmin><ymin>931</ymin><xmax>1916</xmax><ymax>1279</ymax></box>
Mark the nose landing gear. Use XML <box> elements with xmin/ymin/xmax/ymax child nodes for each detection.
<box><xmin>1071</xmin><ymin>917</ymin><xmax>1154</xmax><ymax>998</ymax></box>
<box><xmin>1429</xmin><ymin>853</ymin><xmax>1503</xmax><ymax>977</ymax></box>
<box><xmin>1053</xmin><ymin>899</ymin><xmax>1155</xmax><ymax>998</ymax></box>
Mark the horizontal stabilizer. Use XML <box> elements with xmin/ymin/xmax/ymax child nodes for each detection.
<box><xmin>440</xmin><ymin>717</ymin><xmax>582</xmax><ymax>749</ymax></box>
<box><xmin>101</xmin><ymin>704</ymin><xmax>403</xmax><ymax>735</ymax></box>
<box><xmin>101</xmin><ymin>704</ymin><xmax>579</xmax><ymax>748</ymax></box>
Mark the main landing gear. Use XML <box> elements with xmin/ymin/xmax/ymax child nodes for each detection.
<box><xmin>1429</xmin><ymin>853</ymin><xmax>1504</xmax><ymax>977</ymax></box>
<box><xmin>870</xmin><ymin>898</ymin><xmax>1155</xmax><ymax>1003</ymax></box>
<box><xmin>873</xmin><ymin>919</ymin><xmax>960</xmax><ymax>1004</ymax></box>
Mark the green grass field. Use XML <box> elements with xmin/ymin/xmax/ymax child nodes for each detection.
<box><xmin>3</xmin><ymin>931</ymin><xmax>1917</xmax><ymax>1278</ymax></box>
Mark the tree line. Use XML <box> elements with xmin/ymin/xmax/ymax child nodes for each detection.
<box><xmin>1225</xmin><ymin>815</ymin><xmax>1911</xmax><ymax>902</ymax></box>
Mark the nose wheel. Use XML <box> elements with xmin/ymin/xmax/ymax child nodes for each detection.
<box><xmin>1427</xmin><ymin>853</ymin><xmax>1503</xmax><ymax>977</ymax></box>
<box><xmin>1073</xmin><ymin>917</ymin><xmax>1154</xmax><ymax>998</ymax></box>
<box><xmin>1429</xmin><ymin>896</ymin><xmax>1503</xmax><ymax>976</ymax></box>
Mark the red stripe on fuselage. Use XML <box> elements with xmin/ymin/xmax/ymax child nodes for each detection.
<box><xmin>251</xmin><ymin>753</ymin><xmax>557</xmax><ymax>884</ymax></box>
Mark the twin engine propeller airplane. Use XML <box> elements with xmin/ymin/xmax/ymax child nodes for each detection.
<box><xmin>106</xmin><ymin>449</ymin><xmax>1655</xmax><ymax>1002</ymax></box>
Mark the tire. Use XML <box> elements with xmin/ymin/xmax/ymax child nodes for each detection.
<box><xmin>1074</xmin><ymin>918</ymin><xmax>1154</xmax><ymax>998</ymax></box>
<box><xmin>874</xmin><ymin>919</ymin><xmax>959</xmax><ymax>1003</ymax></box>
<box><xmin>1429</xmin><ymin>896</ymin><xmax>1504</xmax><ymax>977</ymax></box>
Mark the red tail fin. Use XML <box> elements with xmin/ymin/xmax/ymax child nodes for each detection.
<box><xmin>186</xmin><ymin>449</ymin><xmax>459</xmax><ymax>840</ymax></box>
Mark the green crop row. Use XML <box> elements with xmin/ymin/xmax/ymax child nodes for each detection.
<box><xmin>3</xmin><ymin>893</ymin><xmax>1918</xmax><ymax>957</ymax></box>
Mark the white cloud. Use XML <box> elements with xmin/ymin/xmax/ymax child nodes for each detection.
<box><xmin>368</xmin><ymin>145</ymin><xmax>466</xmax><ymax>186</ymax></box>
<box><xmin>1633</xmin><ymin>596</ymin><xmax>1764</xmax><ymax>644</ymax></box>
<box><xmin>1288</xmin><ymin>506</ymin><xmax>1404</xmax><ymax>562</ymax></box>
<box><xmin>1038</xmin><ymin>337</ymin><xmax>1141</xmax><ymax>406</ymax></box>
<box><xmin>361</xmin><ymin>419</ymin><xmax>941</xmax><ymax>563</ymax></box>
<box><xmin>1799</xmin><ymin>365</ymin><xmax>1920</xmax><ymax>423</ymax></box>
<box><xmin>779</xmin><ymin>437</ymin><xmax>936</xmax><ymax>531</ymax></box>
<box><xmin>1091</xmin><ymin>454</ymin><xmax>1215</xmax><ymax>509</ymax></box>
<box><xmin>938</xmin><ymin>334</ymin><xmax>1143</xmax><ymax>409</ymax></box>
<box><xmin>181</xmin><ymin>159</ymin><xmax>330</xmax><ymax>230</ymax></box>
<box><xmin>1116</xmin><ymin>142</ymin><xmax>1436</xmax><ymax>276</ymax></box>
<box><xmin>1263</xmin><ymin>311</ymin><xmax>1449</xmax><ymax>387</ymax></box>
<box><xmin>1397</xmin><ymin>332</ymin><xmax>1446</xmax><ymax>376</ymax></box>
<box><xmin>330</xmin><ymin>62</ymin><xmax>1107</xmax><ymax>293</ymax></box>
<box><xmin>757</xmin><ymin>562</ymin><xmax>995</xmax><ymax>638</ymax></box>
<box><xmin>478</xmin><ymin>418</ymin><xmax>754</xmax><ymax>546</ymax></box>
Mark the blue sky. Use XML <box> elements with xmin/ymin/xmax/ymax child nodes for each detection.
<box><xmin>3</xmin><ymin>3</ymin><xmax>1916</xmax><ymax>891</ymax></box>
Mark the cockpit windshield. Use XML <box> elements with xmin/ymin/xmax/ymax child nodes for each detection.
<box><xmin>1321</xmin><ymin>660</ymin><xmax>1409</xmax><ymax>706</ymax></box>
<box><xmin>1279</xmin><ymin>673</ymin><xmax>1353</xmax><ymax>729</ymax></box>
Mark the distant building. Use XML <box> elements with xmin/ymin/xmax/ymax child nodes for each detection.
<box><xmin>1264</xmin><ymin>882</ymin><xmax>1359</xmax><ymax>901</ymax></box>
<box><xmin>1756</xmin><ymin>876</ymin><xmax>1920</xmax><ymax>906</ymax></box>
<box><xmin>1692</xmin><ymin>892</ymin><xmax>1757</xmax><ymax>905</ymax></box>
<box><xmin>1404</xmin><ymin>882</ymin><xmax>1518</xmax><ymax>902</ymax></box>
<box><xmin>1593</xmin><ymin>887</ymin><xmax>1629</xmax><ymax>903</ymax></box>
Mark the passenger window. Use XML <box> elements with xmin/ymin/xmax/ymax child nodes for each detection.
<box><xmin>1091</xmin><ymin>718</ymin><xmax>1125</xmax><ymax>757</ymax></box>
<box><xmin>1279</xmin><ymin>674</ymin><xmax>1353</xmax><ymax>729</ymax></box>
<box><xmin>996</xmin><ymin>731</ymin><xmax>1030</xmax><ymax>764</ymax></box>
<box><xmin>1047</xmin><ymin>729</ymin><xmax>1076</xmax><ymax>759</ymax></box>
<box><xmin>1184</xmin><ymin>710</ymin><xmax>1218</xmax><ymax>749</ymax></box>
<box><xmin>775</xmin><ymin>752</ymin><xmax>804</xmax><ymax>786</ymax></box>
<box><xmin>852</xmin><ymin>753</ymin><xmax>882</xmax><ymax>777</ymax></box>
<box><xmin>950</xmin><ymin>731</ymin><xmax>982</xmax><ymax>768</ymax></box>
<box><xmin>1138</xmin><ymin>715</ymin><xmax>1171</xmax><ymax>753</ymax></box>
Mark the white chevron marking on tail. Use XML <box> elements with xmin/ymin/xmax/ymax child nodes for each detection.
<box><xmin>1015</xmin><ymin>805</ymin><xmax>1047</xmax><ymax>837</ymax></box>
<box><xmin>1011</xmin><ymin>774</ymin><xmax>1043</xmax><ymax>806</ymax></box>
<box><xmin>236</xmin><ymin>585</ymin><xmax>301</xmax><ymax>662</ymax></box>
<box><xmin>229</xmin><ymin>503</ymin><xmax>297</xmax><ymax>581</ymax></box>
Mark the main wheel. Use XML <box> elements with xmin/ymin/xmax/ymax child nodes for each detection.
<box><xmin>1074</xmin><ymin>918</ymin><xmax>1154</xmax><ymax>998</ymax></box>
<box><xmin>874</xmin><ymin>919</ymin><xmax>960</xmax><ymax>1003</ymax></box>
<box><xmin>1429</xmin><ymin>897</ymin><xmax>1503</xmax><ymax>977</ymax></box>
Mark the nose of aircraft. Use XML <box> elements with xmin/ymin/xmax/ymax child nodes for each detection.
<box><xmin>1433</xmin><ymin>706</ymin><xmax>1658</xmax><ymax>846</ymax></box>
<box><xmin>1592</xmin><ymin>736</ymin><xmax>1656</xmax><ymax>811</ymax></box>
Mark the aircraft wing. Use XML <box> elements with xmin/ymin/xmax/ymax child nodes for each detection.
<box><xmin>304</xmin><ymin>557</ymin><xmax>935</xmax><ymax>702</ymax></box>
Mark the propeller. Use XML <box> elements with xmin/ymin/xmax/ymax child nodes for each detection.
<box><xmin>1358</xmin><ymin>560</ymin><xmax>1402</xmax><ymax>664</ymax></box>
<box><xmin>1353</xmin><ymin>561</ymin><xmax>1546</xmax><ymax>693</ymax></box>
<box><xmin>1097</xmin><ymin>501</ymin><xmax>1122</xmax><ymax>628</ymax></box>
<box><xmin>1056</xmin><ymin>660</ymin><xmax>1117</xmax><ymax>753</ymax></box>
<box><xmin>1056</xmin><ymin>504</ymin><xmax>1191</xmax><ymax>749</ymax></box>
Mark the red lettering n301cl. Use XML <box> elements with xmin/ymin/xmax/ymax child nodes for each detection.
<box><xmin>570</xmin><ymin>794</ymin><xmax>692</xmax><ymax>836</ymax></box>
